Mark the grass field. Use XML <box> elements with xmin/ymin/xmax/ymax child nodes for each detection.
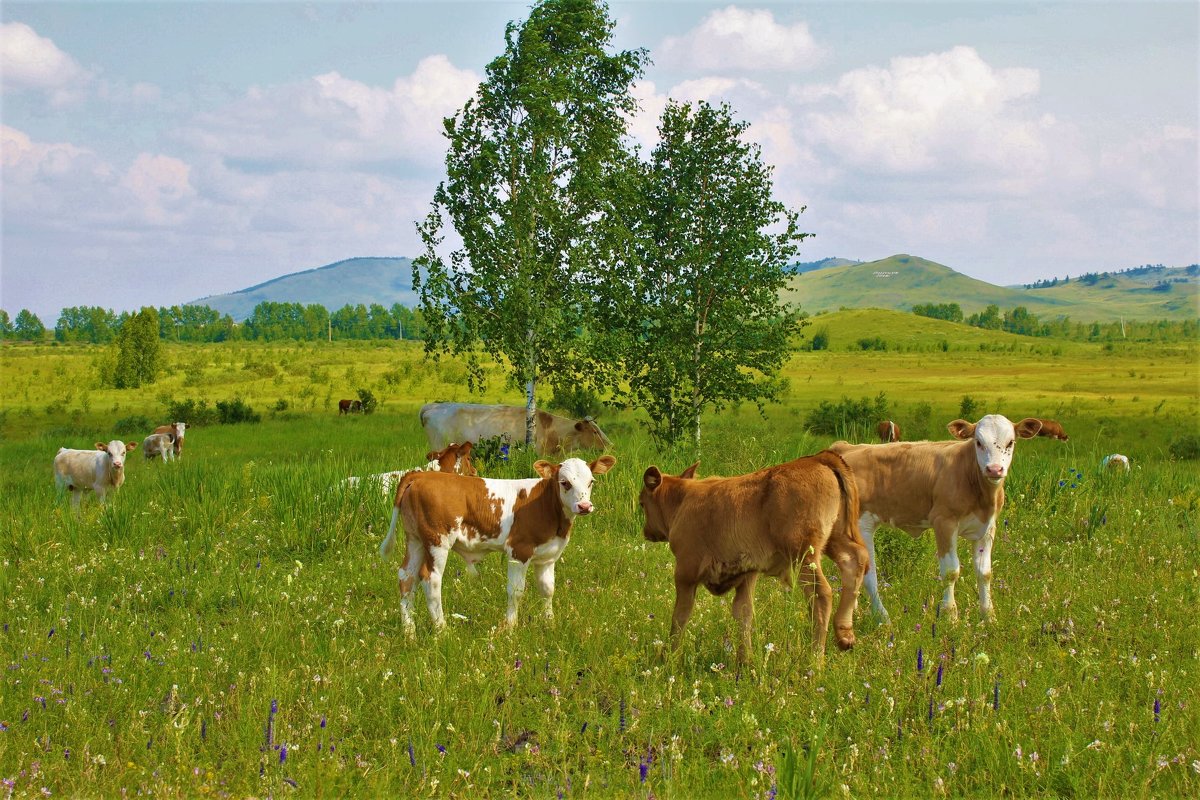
<box><xmin>1</xmin><ymin>330</ymin><xmax>1197</xmax><ymax>798</ymax></box>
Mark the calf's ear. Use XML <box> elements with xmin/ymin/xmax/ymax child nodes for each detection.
<box><xmin>947</xmin><ymin>420</ymin><xmax>975</xmax><ymax>440</ymax></box>
<box><xmin>1014</xmin><ymin>418</ymin><xmax>1043</xmax><ymax>439</ymax></box>
<box><xmin>458</xmin><ymin>441</ymin><xmax>473</xmax><ymax>454</ymax></box>
<box><xmin>589</xmin><ymin>455</ymin><xmax>616</xmax><ymax>475</ymax></box>
<box><xmin>643</xmin><ymin>466</ymin><xmax>662</xmax><ymax>489</ymax></box>
<box><xmin>95</xmin><ymin>442</ymin><xmax>108</xmax><ymax>451</ymax></box>
<box><xmin>679</xmin><ymin>461</ymin><xmax>700</xmax><ymax>480</ymax></box>
<box><xmin>425</xmin><ymin>451</ymin><xmax>438</xmax><ymax>461</ymax></box>
<box><xmin>533</xmin><ymin>460</ymin><xmax>556</xmax><ymax>479</ymax></box>
<box><xmin>127</xmin><ymin>441</ymin><xmax>138</xmax><ymax>450</ymax></box>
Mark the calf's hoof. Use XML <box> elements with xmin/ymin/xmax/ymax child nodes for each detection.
<box><xmin>834</xmin><ymin>626</ymin><xmax>856</xmax><ymax>651</ymax></box>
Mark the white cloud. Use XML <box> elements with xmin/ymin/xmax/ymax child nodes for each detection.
<box><xmin>1099</xmin><ymin>125</ymin><xmax>1198</xmax><ymax>211</ymax></box>
<box><xmin>800</xmin><ymin>46</ymin><xmax>1050</xmax><ymax>185</ymax></box>
<box><xmin>0</xmin><ymin>22</ymin><xmax>91</xmax><ymax>104</ymax></box>
<box><xmin>179</xmin><ymin>54</ymin><xmax>479</xmax><ymax>170</ymax></box>
<box><xmin>658</xmin><ymin>6</ymin><xmax>826</xmax><ymax>71</ymax></box>
<box><xmin>120</xmin><ymin>153</ymin><xmax>196</xmax><ymax>225</ymax></box>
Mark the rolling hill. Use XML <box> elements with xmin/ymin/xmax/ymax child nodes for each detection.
<box><xmin>783</xmin><ymin>254</ymin><xmax>1198</xmax><ymax>322</ymax></box>
<box><xmin>188</xmin><ymin>257</ymin><xmax>417</xmax><ymax>321</ymax></box>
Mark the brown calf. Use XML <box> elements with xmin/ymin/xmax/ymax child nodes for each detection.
<box><xmin>338</xmin><ymin>399</ymin><xmax>362</xmax><ymax>415</ymax></box>
<box><xmin>1034</xmin><ymin>418</ymin><xmax>1069</xmax><ymax>440</ymax></box>
<box><xmin>639</xmin><ymin>451</ymin><xmax>868</xmax><ymax>664</ymax></box>
<box><xmin>877</xmin><ymin>420</ymin><xmax>902</xmax><ymax>443</ymax></box>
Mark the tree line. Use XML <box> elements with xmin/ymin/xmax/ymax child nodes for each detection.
<box><xmin>0</xmin><ymin>301</ymin><xmax>426</xmax><ymax>344</ymax></box>
<box><xmin>910</xmin><ymin>302</ymin><xmax>1197</xmax><ymax>341</ymax></box>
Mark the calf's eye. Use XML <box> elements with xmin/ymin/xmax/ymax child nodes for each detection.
<box><xmin>560</xmin><ymin>480</ymin><xmax>571</xmax><ymax>490</ymax></box>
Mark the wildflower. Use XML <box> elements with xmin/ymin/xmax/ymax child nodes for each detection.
<box><xmin>974</xmin><ymin>652</ymin><xmax>990</xmax><ymax>667</ymax></box>
<box><xmin>1154</xmin><ymin>698</ymin><xmax>1161</xmax><ymax>723</ymax></box>
<box><xmin>408</xmin><ymin>741</ymin><xmax>415</xmax><ymax>766</ymax></box>
<box><xmin>320</xmin><ymin>716</ymin><xmax>326</xmax><ymax>729</ymax></box>
<box><xmin>436</xmin><ymin>743</ymin><xmax>446</xmax><ymax>755</ymax></box>
<box><xmin>917</xmin><ymin>648</ymin><xmax>924</xmax><ymax>672</ymax></box>
<box><xmin>619</xmin><ymin>698</ymin><xmax>627</xmax><ymax>732</ymax></box>
<box><xmin>639</xmin><ymin>760</ymin><xmax>648</xmax><ymax>783</ymax></box>
<box><xmin>936</xmin><ymin>664</ymin><xmax>943</xmax><ymax>687</ymax></box>
<box><xmin>993</xmin><ymin>678</ymin><xmax>1000</xmax><ymax>711</ymax></box>
<box><xmin>764</xmin><ymin>642</ymin><xmax>775</xmax><ymax>654</ymax></box>
<box><xmin>279</xmin><ymin>744</ymin><xmax>287</xmax><ymax>764</ymax></box>
<box><xmin>580</xmin><ymin>722</ymin><xmax>587</xmax><ymax>734</ymax></box>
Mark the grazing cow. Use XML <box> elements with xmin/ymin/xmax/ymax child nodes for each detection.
<box><xmin>380</xmin><ymin>455</ymin><xmax>617</xmax><ymax>632</ymax></box>
<box><xmin>342</xmin><ymin>441</ymin><xmax>477</xmax><ymax>496</ymax></box>
<box><xmin>338</xmin><ymin>399</ymin><xmax>363</xmax><ymax>415</ymax></box>
<box><xmin>830</xmin><ymin>415</ymin><xmax>1042</xmax><ymax>623</ymax></box>
<box><xmin>419</xmin><ymin>402</ymin><xmax>611</xmax><ymax>456</ymax></box>
<box><xmin>877</xmin><ymin>420</ymin><xmax>902</xmax><ymax>443</ymax></box>
<box><xmin>1034</xmin><ymin>418</ymin><xmax>1069</xmax><ymax>441</ymax></box>
<box><xmin>1101</xmin><ymin>453</ymin><xmax>1130</xmax><ymax>472</ymax></box>
<box><xmin>54</xmin><ymin>440</ymin><xmax>138</xmax><ymax>507</ymax></box>
<box><xmin>152</xmin><ymin>422</ymin><xmax>186</xmax><ymax>458</ymax></box>
<box><xmin>639</xmin><ymin>451</ymin><xmax>868</xmax><ymax>664</ymax></box>
<box><xmin>142</xmin><ymin>432</ymin><xmax>176</xmax><ymax>462</ymax></box>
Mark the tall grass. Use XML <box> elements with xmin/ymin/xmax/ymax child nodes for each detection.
<box><xmin>0</xmin><ymin>338</ymin><xmax>1197</xmax><ymax>797</ymax></box>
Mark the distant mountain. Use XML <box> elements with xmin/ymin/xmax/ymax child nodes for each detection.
<box><xmin>188</xmin><ymin>257</ymin><xmax>416</xmax><ymax>321</ymax></box>
<box><xmin>787</xmin><ymin>257</ymin><xmax>862</xmax><ymax>275</ymax></box>
<box><xmin>783</xmin><ymin>254</ymin><xmax>1198</xmax><ymax>322</ymax></box>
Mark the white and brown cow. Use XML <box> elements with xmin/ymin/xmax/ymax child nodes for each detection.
<box><xmin>54</xmin><ymin>439</ymin><xmax>138</xmax><ymax>507</ymax></box>
<box><xmin>341</xmin><ymin>441</ymin><xmax>477</xmax><ymax>496</ymax></box>
<box><xmin>142</xmin><ymin>432</ymin><xmax>176</xmax><ymax>462</ymax></box>
<box><xmin>380</xmin><ymin>455</ymin><xmax>617</xmax><ymax>632</ymax></box>
<box><xmin>877</xmin><ymin>420</ymin><xmax>902</xmax><ymax>443</ymax></box>
<box><xmin>419</xmin><ymin>402</ymin><xmax>611</xmax><ymax>456</ymax></box>
<box><xmin>152</xmin><ymin>422</ymin><xmax>186</xmax><ymax>458</ymax></box>
<box><xmin>639</xmin><ymin>451</ymin><xmax>869</xmax><ymax>664</ymax></box>
<box><xmin>830</xmin><ymin>415</ymin><xmax>1042</xmax><ymax>623</ymax></box>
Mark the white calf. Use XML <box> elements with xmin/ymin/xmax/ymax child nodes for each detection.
<box><xmin>143</xmin><ymin>432</ymin><xmax>176</xmax><ymax>462</ymax></box>
<box><xmin>54</xmin><ymin>440</ymin><xmax>138</xmax><ymax>507</ymax></box>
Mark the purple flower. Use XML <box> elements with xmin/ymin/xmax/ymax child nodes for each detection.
<box><xmin>619</xmin><ymin>698</ymin><xmax>627</xmax><ymax>732</ymax></box>
<box><xmin>47</xmin><ymin>628</ymin><xmax>55</xmax><ymax>639</ymax></box>
<box><xmin>639</xmin><ymin>760</ymin><xmax>648</xmax><ymax>783</ymax></box>
<box><xmin>1154</xmin><ymin>698</ymin><xmax>1161</xmax><ymax>723</ymax></box>
<box><xmin>270</xmin><ymin>699</ymin><xmax>278</xmax><ymax>716</ymax></box>
<box><xmin>936</xmin><ymin>664</ymin><xmax>943</xmax><ymax>687</ymax></box>
<box><xmin>279</xmin><ymin>744</ymin><xmax>287</xmax><ymax>763</ymax></box>
<box><xmin>917</xmin><ymin>648</ymin><xmax>924</xmax><ymax>672</ymax></box>
<box><xmin>407</xmin><ymin>740</ymin><xmax>415</xmax><ymax>766</ymax></box>
<box><xmin>436</xmin><ymin>743</ymin><xmax>446</xmax><ymax>754</ymax></box>
<box><xmin>993</xmin><ymin>678</ymin><xmax>1000</xmax><ymax>711</ymax></box>
<box><xmin>580</xmin><ymin>722</ymin><xmax>587</xmax><ymax>734</ymax></box>
<box><xmin>928</xmin><ymin>696</ymin><xmax>934</xmax><ymax>721</ymax></box>
<box><xmin>201</xmin><ymin>720</ymin><xmax>206</xmax><ymax>741</ymax></box>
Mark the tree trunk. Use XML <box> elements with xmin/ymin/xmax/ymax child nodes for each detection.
<box><xmin>525</xmin><ymin>377</ymin><xmax>537</xmax><ymax>450</ymax></box>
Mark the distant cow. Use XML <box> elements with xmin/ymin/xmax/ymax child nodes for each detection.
<box><xmin>830</xmin><ymin>415</ymin><xmax>1042</xmax><ymax>623</ymax></box>
<box><xmin>54</xmin><ymin>439</ymin><xmax>138</xmax><ymax>507</ymax></box>
<box><xmin>342</xmin><ymin>441</ymin><xmax>477</xmax><ymax>496</ymax></box>
<box><xmin>1034</xmin><ymin>418</ymin><xmax>1069</xmax><ymax>441</ymax></box>
<box><xmin>1101</xmin><ymin>453</ymin><xmax>1130</xmax><ymax>472</ymax></box>
<box><xmin>420</xmin><ymin>402</ymin><xmax>611</xmax><ymax>456</ymax></box>
<box><xmin>338</xmin><ymin>399</ymin><xmax>363</xmax><ymax>415</ymax></box>
<box><xmin>142</xmin><ymin>432</ymin><xmax>176</xmax><ymax>462</ymax></box>
<box><xmin>380</xmin><ymin>455</ymin><xmax>617</xmax><ymax>632</ymax></box>
<box><xmin>877</xmin><ymin>420</ymin><xmax>902</xmax><ymax>443</ymax></box>
<box><xmin>152</xmin><ymin>422</ymin><xmax>186</xmax><ymax>458</ymax></box>
<box><xmin>639</xmin><ymin>451</ymin><xmax>868</xmax><ymax>664</ymax></box>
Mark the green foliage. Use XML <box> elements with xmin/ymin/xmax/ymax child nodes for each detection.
<box><xmin>0</xmin><ymin>309</ymin><xmax>11</xmax><ymax>339</ymax></box>
<box><xmin>12</xmin><ymin>309</ymin><xmax>47</xmax><ymax>341</ymax></box>
<box><xmin>111</xmin><ymin>307</ymin><xmax>163</xmax><ymax>389</ymax></box>
<box><xmin>415</xmin><ymin>0</ymin><xmax>648</xmax><ymax>444</ymax></box>
<box><xmin>472</xmin><ymin>432</ymin><xmax>522</xmax><ymax>466</ymax></box>
<box><xmin>908</xmin><ymin>401</ymin><xmax>933</xmax><ymax>441</ymax></box>
<box><xmin>809</xmin><ymin>328</ymin><xmax>829</xmax><ymax>351</ymax></box>
<box><xmin>215</xmin><ymin>396</ymin><xmax>261</xmax><ymax>424</ymax></box>
<box><xmin>912</xmin><ymin>302</ymin><xmax>964</xmax><ymax>323</ymax></box>
<box><xmin>112</xmin><ymin>414</ymin><xmax>152</xmax><ymax>435</ymax></box>
<box><xmin>805</xmin><ymin>393</ymin><xmax>890</xmax><ymax>438</ymax></box>
<box><xmin>1167</xmin><ymin>434</ymin><xmax>1200</xmax><ymax>460</ymax></box>
<box><xmin>164</xmin><ymin>397</ymin><xmax>218</xmax><ymax>427</ymax></box>
<box><xmin>355</xmin><ymin>387</ymin><xmax>378</xmax><ymax>415</ymax></box>
<box><xmin>55</xmin><ymin>306</ymin><xmax>120</xmax><ymax>343</ymax></box>
<box><xmin>595</xmin><ymin>100</ymin><xmax>809</xmax><ymax>448</ymax></box>
<box><xmin>546</xmin><ymin>383</ymin><xmax>604</xmax><ymax>419</ymax></box>
<box><xmin>959</xmin><ymin>395</ymin><xmax>979</xmax><ymax>420</ymax></box>
<box><xmin>966</xmin><ymin>303</ymin><xmax>1003</xmax><ymax>330</ymax></box>
<box><xmin>856</xmin><ymin>336</ymin><xmax>888</xmax><ymax>351</ymax></box>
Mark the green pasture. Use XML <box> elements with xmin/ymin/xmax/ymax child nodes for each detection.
<box><xmin>0</xmin><ymin>333</ymin><xmax>1197</xmax><ymax>797</ymax></box>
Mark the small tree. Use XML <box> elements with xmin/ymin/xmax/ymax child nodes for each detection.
<box><xmin>113</xmin><ymin>307</ymin><xmax>162</xmax><ymax>388</ymax></box>
<box><xmin>414</xmin><ymin>0</ymin><xmax>647</xmax><ymax>447</ymax></box>
<box><xmin>0</xmin><ymin>310</ymin><xmax>12</xmax><ymax>340</ymax></box>
<box><xmin>597</xmin><ymin>100</ymin><xmax>810</xmax><ymax>448</ymax></box>
<box><xmin>13</xmin><ymin>309</ymin><xmax>46</xmax><ymax>341</ymax></box>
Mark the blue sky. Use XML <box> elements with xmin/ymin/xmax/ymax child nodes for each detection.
<box><xmin>2</xmin><ymin>1</ymin><xmax>1197</xmax><ymax>323</ymax></box>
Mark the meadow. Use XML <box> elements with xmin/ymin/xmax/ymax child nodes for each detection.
<box><xmin>0</xmin><ymin>322</ymin><xmax>1197</xmax><ymax>798</ymax></box>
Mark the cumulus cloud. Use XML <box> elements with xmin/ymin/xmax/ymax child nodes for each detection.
<box><xmin>179</xmin><ymin>54</ymin><xmax>479</xmax><ymax>170</ymax></box>
<box><xmin>658</xmin><ymin>6</ymin><xmax>826</xmax><ymax>71</ymax></box>
<box><xmin>798</xmin><ymin>46</ymin><xmax>1050</xmax><ymax>185</ymax></box>
<box><xmin>0</xmin><ymin>22</ymin><xmax>91</xmax><ymax>104</ymax></box>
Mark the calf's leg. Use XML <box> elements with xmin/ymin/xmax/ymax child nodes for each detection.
<box><xmin>423</xmin><ymin>545</ymin><xmax>450</xmax><ymax>630</ymax></box>
<box><xmin>933</xmin><ymin>520</ymin><xmax>961</xmax><ymax>622</ymax></box>
<box><xmin>858</xmin><ymin>514</ymin><xmax>890</xmax><ymax>623</ymax></box>
<box><xmin>827</xmin><ymin>531</ymin><xmax>869</xmax><ymax>650</ymax></box>
<box><xmin>797</xmin><ymin>548</ymin><xmax>833</xmax><ymax>660</ymax></box>
<box><xmin>731</xmin><ymin>574</ymin><xmax>759</xmax><ymax>665</ymax></box>
<box><xmin>505</xmin><ymin>558</ymin><xmax>529</xmax><ymax>627</ymax></box>
<box><xmin>670</xmin><ymin>572</ymin><xmax>698</xmax><ymax>653</ymax></box>
<box><xmin>397</xmin><ymin>537</ymin><xmax>427</xmax><ymax>634</ymax></box>
<box><xmin>969</xmin><ymin>520</ymin><xmax>997</xmax><ymax>622</ymax></box>
<box><xmin>532</xmin><ymin>560</ymin><xmax>556</xmax><ymax>619</ymax></box>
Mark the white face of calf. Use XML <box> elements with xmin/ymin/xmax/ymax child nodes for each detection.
<box><xmin>174</xmin><ymin>422</ymin><xmax>186</xmax><ymax>439</ymax></box>
<box><xmin>534</xmin><ymin>455</ymin><xmax>617</xmax><ymax>516</ymax></box>
<box><xmin>96</xmin><ymin>439</ymin><xmax>136</xmax><ymax>470</ymax></box>
<box><xmin>948</xmin><ymin>415</ymin><xmax>1041</xmax><ymax>484</ymax></box>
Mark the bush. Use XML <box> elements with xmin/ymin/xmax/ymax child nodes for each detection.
<box><xmin>215</xmin><ymin>397</ymin><xmax>261</xmax><ymax>424</ymax></box>
<box><xmin>810</xmin><ymin>328</ymin><xmax>829</xmax><ymax>351</ymax></box>
<box><xmin>356</xmin><ymin>388</ymin><xmax>379</xmax><ymax>415</ymax></box>
<box><xmin>113</xmin><ymin>415</ymin><xmax>152</xmax><ymax>435</ymax></box>
<box><xmin>1168</xmin><ymin>434</ymin><xmax>1200</xmax><ymax>460</ymax></box>
<box><xmin>857</xmin><ymin>336</ymin><xmax>888</xmax><ymax>351</ymax></box>
<box><xmin>805</xmin><ymin>393</ymin><xmax>890</xmax><ymax>438</ymax></box>
<box><xmin>958</xmin><ymin>395</ymin><xmax>979</xmax><ymax>420</ymax></box>
<box><xmin>547</xmin><ymin>384</ymin><xmax>604</xmax><ymax>419</ymax></box>
<box><xmin>272</xmin><ymin>399</ymin><xmax>289</xmax><ymax>413</ymax></box>
<box><xmin>164</xmin><ymin>398</ymin><xmax>218</xmax><ymax>427</ymax></box>
<box><xmin>474</xmin><ymin>433</ymin><xmax>524</xmax><ymax>466</ymax></box>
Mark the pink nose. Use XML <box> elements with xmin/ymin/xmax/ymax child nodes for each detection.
<box><xmin>575</xmin><ymin>501</ymin><xmax>593</xmax><ymax>515</ymax></box>
<box><xmin>985</xmin><ymin>464</ymin><xmax>1005</xmax><ymax>479</ymax></box>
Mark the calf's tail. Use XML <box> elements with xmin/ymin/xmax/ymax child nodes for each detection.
<box><xmin>380</xmin><ymin>472</ymin><xmax>419</xmax><ymax>560</ymax></box>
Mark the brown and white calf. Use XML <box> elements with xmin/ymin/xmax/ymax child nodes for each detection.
<box><xmin>142</xmin><ymin>432</ymin><xmax>176</xmax><ymax>462</ymax></box>
<box><xmin>1034</xmin><ymin>418</ymin><xmax>1069</xmax><ymax>440</ymax></box>
<box><xmin>419</xmin><ymin>402</ymin><xmax>611</xmax><ymax>455</ymax></box>
<box><xmin>639</xmin><ymin>451</ymin><xmax>868</xmax><ymax>664</ymax></box>
<box><xmin>380</xmin><ymin>455</ymin><xmax>617</xmax><ymax>632</ymax></box>
<box><xmin>877</xmin><ymin>420</ymin><xmax>902</xmax><ymax>443</ymax></box>
<box><xmin>341</xmin><ymin>441</ymin><xmax>477</xmax><ymax>496</ymax></box>
<box><xmin>830</xmin><ymin>415</ymin><xmax>1042</xmax><ymax>623</ymax></box>
<box><xmin>53</xmin><ymin>440</ymin><xmax>139</xmax><ymax>507</ymax></box>
<box><xmin>152</xmin><ymin>422</ymin><xmax>186</xmax><ymax>458</ymax></box>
